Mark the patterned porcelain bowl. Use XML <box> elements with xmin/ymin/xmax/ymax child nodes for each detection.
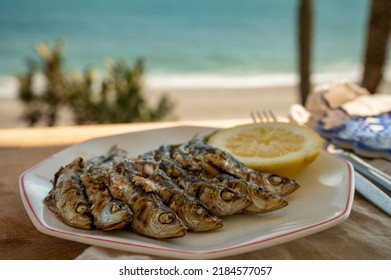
<box><xmin>317</xmin><ymin>113</ymin><xmax>391</xmax><ymax>160</ymax></box>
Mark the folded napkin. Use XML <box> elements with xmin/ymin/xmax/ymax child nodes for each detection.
<box><xmin>341</xmin><ymin>94</ymin><xmax>391</xmax><ymax>117</ymax></box>
<box><xmin>76</xmin><ymin>246</ymin><xmax>151</xmax><ymax>260</ymax></box>
<box><xmin>298</xmin><ymin>81</ymin><xmax>391</xmax><ymax>129</ymax></box>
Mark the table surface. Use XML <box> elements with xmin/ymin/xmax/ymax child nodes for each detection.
<box><xmin>1</xmin><ymin>120</ymin><xmax>390</xmax><ymax>260</ymax></box>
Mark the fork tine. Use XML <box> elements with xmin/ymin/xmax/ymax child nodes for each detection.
<box><xmin>256</xmin><ymin>111</ymin><xmax>264</xmax><ymax>123</ymax></box>
<box><xmin>251</xmin><ymin>110</ymin><xmax>278</xmax><ymax>123</ymax></box>
<box><xmin>263</xmin><ymin>110</ymin><xmax>271</xmax><ymax>122</ymax></box>
<box><xmin>268</xmin><ymin>110</ymin><xmax>277</xmax><ymax>122</ymax></box>
<box><xmin>250</xmin><ymin>111</ymin><xmax>257</xmax><ymax>123</ymax></box>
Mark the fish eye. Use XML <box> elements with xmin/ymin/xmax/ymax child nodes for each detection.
<box><xmin>195</xmin><ymin>207</ymin><xmax>205</xmax><ymax>216</ymax></box>
<box><xmin>232</xmin><ymin>180</ymin><xmax>246</xmax><ymax>192</ymax></box>
<box><xmin>257</xmin><ymin>187</ymin><xmax>266</xmax><ymax>195</ymax></box>
<box><xmin>75</xmin><ymin>203</ymin><xmax>89</xmax><ymax>214</ymax></box>
<box><xmin>220</xmin><ymin>190</ymin><xmax>235</xmax><ymax>201</ymax></box>
<box><xmin>268</xmin><ymin>175</ymin><xmax>283</xmax><ymax>186</ymax></box>
<box><xmin>111</xmin><ymin>204</ymin><xmax>121</xmax><ymax>213</ymax></box>
<box><xmin>159</xmin><ymin>212</ymin><xmax>175</xmax><ymax>224</ymax></box>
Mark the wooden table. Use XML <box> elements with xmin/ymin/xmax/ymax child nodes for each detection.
<box><xmin>1</xmin><ymin>120</ymin><xmax>390</xmax><ymax>260</ymax></box>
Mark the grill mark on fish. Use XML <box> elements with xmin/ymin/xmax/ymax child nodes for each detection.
<box><xmin>184</xmin><ymin>138</ymin><xmax>300</xmax><ymax>196</ymax></box>
<box><xmin>132</xmin><ymin>165</ymin><xmax>223</xmax><ymax>232</ymax></box>
<box><xmin>155</xmin><ymin>148</ymin><xmax>250</xmax><ymax>216</ymax></box>
<box><xmin>44</xmin><ymin>157</ymin><xmax>93</xmax><ymax>230</ymax></box>
<box><xmin>170</xmin><ymin>142</ymin><xmax>289</xmax><ymax>214</ymax></box>
<box><xmin>80</xmin><ymin>164</ymin><xmax>133</xmax><ymax>231</ymax></box>
<box><xmin>108</xmin><ymin>161</ymin><xmax>186</xmax><ymax>239</ymax></box>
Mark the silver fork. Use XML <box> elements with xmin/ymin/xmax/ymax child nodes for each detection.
<box><xmin>251</xmin><ymin>105</ymin><xmax>312</xmax><ymax>124</ymax></box>
<box><xmin>250</xmin><ymin>110</ymin><xmax>277</xmax><ymax>123</ymax></box>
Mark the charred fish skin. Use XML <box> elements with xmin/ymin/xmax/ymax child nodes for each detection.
<box><xmin>133</xmin><ymin>154</ymin><xmax>158</xmax><ymax>178</ymax></box>
<box><xmin>109</xmin><ymin>161</ymin><xmax>187</xmax><ymax>239</ymax></box>
<box><xmin>80</xmin><ymin>165</ymin><xmax>133</xmax><ymax>231</ymax></box>
<box><xmin>185</xmin><ymin>138</ymin><xmax>300</xmax><ymax>196</ymax></box>
<box><xmin>140</xmin><ymin>151</ymin><xmax>249</xmax><ymax>218</ymax></box>
<box><xmin>44</xmin><ymin>157</ymin><xmax>93</xmax><ymax>230</ymax></box>
<box><xmin>88</xmin><ymin>145</ymin><xmax>129</xmax><ymax>166</ymax></box>
<box><xmin>171</xmin><ymin>142</ymin><xmax>289</xmax><ymax>214</ymax></box>
<box><xmin>158</xmin><ymin>159</ymin><xmax>250</xmax><ymax>217</ymax></box>
<box><xmin>134</xmin><ymin>154</ymin><xmax>224</xmax><ymax>230</ymax></box>
<box><xmin>226</xmin><ymin>179</ymin><xmax>288</xmax><ymax>214</ymax></box>
<box><xmin>170</xmin><ymin>143</ymin><xmax>202</xmax><ymax>173</ymax></box>
<box><xmin>159</xmin><ymin>143</ymin><xmax>288</xmax><ymax>213</ymax></box>
<box><xmin>213</xmin><ymin>174</ymin><xmax>288</xmax><ymax>214</ymax></box>
<box><xmin>201</xmin><ymin>173</ymin><xmax>288</xmax><ymax>214</ymax></box>
<box><xmin>247</xmin><ymin>172</ymin><xmax>300</xmax><ymax>197</ymax></box>
<box><xmin>133</xmin><ymin>161</ymin><xmax>223</xmax><ymax>232</ymax></box>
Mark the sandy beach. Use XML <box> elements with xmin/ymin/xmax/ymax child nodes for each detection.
<box><xmin>1</xmin><ymin>80</ymin><xmax>390</xmax><ymax>128</ymax></box>
<box><xmin>0</xmin><ymin>85</ymin><xmax>300</xmax><ymax>128</ymax></box>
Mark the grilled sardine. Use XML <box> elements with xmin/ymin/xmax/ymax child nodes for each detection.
<box><xmin>80</xmin><ymin>164</ymin><xmax>133</xmax><ymax>230</ymax></box>
<box><xmin>171</xmin><ymin>142</ymin><xmax>288</xmax><ymax>213</ymax></box>
<box><xmin>158</xmin><ymin>159</ymin><xmax>250</xmax><ymax>216</ymax></box>
<box><xmin>109</xmin><ymin>161</ymin><xmax>186</xmax><ymax>239</ymax></box>
<box><xmin>185</xmin><ymin>139</ymin><xmax>300</xmax><ymax>196</ymax></box>
<box><xmin>136</xmin><ymin>150</ymin><xmax>249</xmax><ymax>217</ymax></box>
<box><xmin>44</xmin><ymin>157</ymin><xmax>93</xmax><ymax>230</ymax></box>
<box><xmin>134</xmin><ymin>172</ymin><xmax>223</xmax><ymax>232</ymax></box>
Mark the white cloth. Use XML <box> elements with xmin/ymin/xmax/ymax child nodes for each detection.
<box><xmin>76</xmin><ymin>246</ymin><xmax>151</xmax><ymax>260</ymax></box>
<box><xmin>296</xmin><ymin>82</ymin><xmax>391</xmax><ymax>129</ymax></box>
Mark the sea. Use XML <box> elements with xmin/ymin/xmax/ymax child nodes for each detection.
<box><xmin>0</xmin><ymin>0</ymin><xmax>389</xmax><ymax>97</ymax></box>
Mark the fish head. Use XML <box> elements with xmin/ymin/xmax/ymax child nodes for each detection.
<box><xmin>61</xmin><ymin>198</ymin><xmax>93</xmax><ymax>230</ymax></box>
<box><xmin>133</xmin><ymin>193</ymin><xmax>187</xmax><ymax>239</ymax></box>
<box><xmin>234</xmin><ymin>182</ymin><xmax>288</xmax><ymax>214</ymax></box>
<box><xmin>94</xmin><ymin>200</ymin><xmax>133</xmax><ymax>230</ymax></box>
<box><xmin>195</xmin><ymin>181</ymin><xmax>250</xmax><ymax>216</ymax></box>
<box><xmin>262</xmin><ymin>173</ymin><xmax>300</xmax><ymax>196</ymax></box>
<box><xmin>216</xmin><ymin>187</ymin><xmax>251</xmax><ymax>216</ymax></box>
<box><xmin>177</xmin><ymin>204</ymin><xmax>223</xmax><ymax>232</ymax></box>
<box><xmin>143</xmin><ymin>208</ymin><xmax>187</xmax><ymax>239</ymax></box>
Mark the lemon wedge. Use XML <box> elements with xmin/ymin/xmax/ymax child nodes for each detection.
<box><xmin>207</xmin><ymin>122</ymin><xmax>323</xmax><ymax>178</ymax></box>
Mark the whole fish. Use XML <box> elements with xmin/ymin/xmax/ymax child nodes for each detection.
<box><xmin>44</xmin><ymin>157</ymin><xmax>93</xmax><ymax>230</ymax></box>
<box><xmin>185</xmin><ymin>138</ymin><xmax>300</xmax><ymax>196</ymax></box>
<box><xmin>137</xmin><ymin>149</ymin><xmax>249</xmax><ymax>217</ymax></box>
<box><xmin>80</xmin><ymin>164</ymin><xmax>133</xmax><ymax>230</ymax></box>
<box><xmin>171</xmin><ymin>142</ymin><xmax>288</xmax><ymax>213</ymax></box>
<box><xmin>134</xmin><ymin>171</ymin><xmax>223</xmax><ymax>232</ymax></box>
<box><xmin>212</xmin><ymin>174</ymin><xmax>288</xmax><ymax>214</ymax></box>
<box><xmin>158</xmin><ymin>159</ymin><xmax>250</xmax><ymax>216</ymax></box>
<box><xmin>109</xmin><ymin>161</ymin><xmax>187</xmax><ymax>239</ymax></box>
<box><xmin>133</xmin><ymin>156</ymin><xmax>223</xmax><ymax>231</ymax></box>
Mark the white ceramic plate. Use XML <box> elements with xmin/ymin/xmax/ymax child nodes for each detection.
<box><xmin>20</xmin><ymin>125</ymin><xmax>354</xmax><ymax>259</ymax></box>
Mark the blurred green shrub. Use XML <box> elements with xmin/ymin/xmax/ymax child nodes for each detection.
<box><xmin>17</xmin><ymin>41</ymin><xmax>174</xmax><ymax>126</ymax></box>
<box><xmin>18</xmin><ymin>41</ymin><xmax>67</xmax><ymax>126</ymax></box>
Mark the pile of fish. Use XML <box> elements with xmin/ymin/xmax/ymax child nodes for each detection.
<box><xmin>44</xmin><ymin>138</ymin><xmax>300</xmax><ymax>239</ymax></box>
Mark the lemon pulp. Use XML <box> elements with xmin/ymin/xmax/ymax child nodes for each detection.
<box><xmin>207</xmin><ymin>122</ymin><xmax>323</xmax><ymax>178</ymax></box>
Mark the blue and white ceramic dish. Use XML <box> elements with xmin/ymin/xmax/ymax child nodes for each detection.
<box><xmin>317</xmin><ymin>113</ymin><xmax>391</xmax><ymax>160</ymax></box>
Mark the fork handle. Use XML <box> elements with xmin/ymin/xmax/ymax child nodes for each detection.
<box><xmin>355</xmin><ymin>172</ymin><xmax>391</xmax><ymax>216</ymax></box>
<box><xmin>344</xmin><ymin>153</ymin><xmax>391</xmax><ymax>194</ymax></box>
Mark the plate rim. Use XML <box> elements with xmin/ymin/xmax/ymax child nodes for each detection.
<box><xmin>19</xmin><ymin>125</ymin><xmax>355</xmax><ymax>259</ymax></box>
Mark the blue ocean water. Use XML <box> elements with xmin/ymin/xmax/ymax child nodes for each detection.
<box><xmin>0</xmin><ymin>0</ymin><xmax>386</xmax><ymax>86</ymax></box>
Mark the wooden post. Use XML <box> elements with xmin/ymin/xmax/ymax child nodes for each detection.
<box><xmin>298</xmin><ymin>0</ymin><xmax>313</xmax><ymax>105</ymax></box>
<box><xmin>361</xmin><ymin>0</ymin><xmax>391</xmax><ymax>93</ymax></box>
